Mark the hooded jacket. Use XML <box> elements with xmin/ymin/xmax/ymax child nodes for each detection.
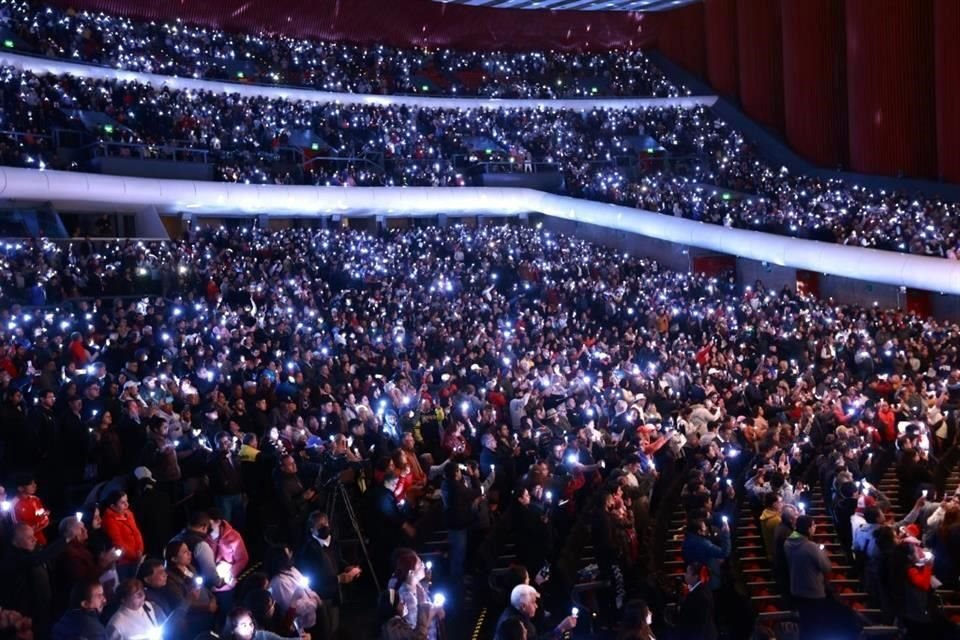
<box><xmin>785</xmin><ymin>532</ymin><xmax>831</xmax><ymax>599</ymax></box>
<box><xmin>759</xmin><ymin>509</ymin><xmax>782</xmax><ymax>561</ymax></box>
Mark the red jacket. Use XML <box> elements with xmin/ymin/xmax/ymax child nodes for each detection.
<box><xmin>58</xmin><ymin>539</ymin><xmax>100</xmax><ymax>583</ymax></box>
<box><xmin>209</xmin><ymin>521</ymin><xmax>250</xmax><ymax>590</ymax></box>
<box><xmin>12</xmin><ymin>495</ymin><xmax>50</xmax><ymax>546</ymax></box>
<box><xmin>102</xmin><ymin>508</ymin><xmax>145</xmax><ymax>565</ymax></box>
<box><xmin>907</xmin><ymin>563</ymin><xmax>933</xmax><ymax>591</ymax></box>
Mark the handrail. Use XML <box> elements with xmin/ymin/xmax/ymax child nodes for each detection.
<box><xmin>0</xmin><ymin>50</ymin><xmax>718</xmax><ymax>112</ymax></box>
<box><xmin>0</xmin><ymin>129</ymin><xmax>54</xmax><ymax>143</ymax></box>
<box><xmin>92</xmin><ymin>140</ymin><xmax>211</xmax><ymax>163</ymax></box>
<box><xmin>2</xmin><ymin>168</ymin><xmax>957</xmax><ymax>295</ymax></box>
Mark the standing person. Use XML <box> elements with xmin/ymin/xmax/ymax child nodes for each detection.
<box><xmin>54</xmin><ymin>515</ymin><xmax>98</xmax><ymax>613</ymax></box>
<box><xmin>674</xmin><ymin>562</ymin><xmax>717</xmax><ymax>640</ymax></box>
<box><xmin>276</xmin><ymin>454</ymin><xmax>320</xmax><ymax>546</ymax></box>
<box><xmin>773</xmin><ymin>504</ymin><xmax>798</xmax><ymax>599</ymax></box>
<box><xmin>208</xmin><ymin>508</ymin><xmax>250</xmax><ymax>608</ymax></box>
<box><xmin>101</xmin><ymin>491</ymin><xmax>145</xmax><ymax>580</ymax></box>
<box><xmin>365</xmin><ymin>473</ymin><xmax>414</xmax><ymax>585</ymax></box>
<box><xmin>10</xmin><ymin>473</ymin><xmax>51</xmax><ymax>546</ymax></box>
<box><xmin>209</xmin><ymin>431</ymin><xmax>246</xmax><ymax>527</ymax></box>
<box><xmin>172</xmin><ymin>511</ymin><xmax>223</xmax><ymax>588</ymax></box>
<box><xmin>163</xmin><ymin>540</ymin><xmax>219</xmax><ymax>638</ymax></box>
<box><xmin>266</xmin><ymin>545</ymin><xmax>323</xmax><ymax>634</ymax></box>
<box><xmin>759</xmin><ymin>493</ymin><xmax>783</xmax><ymax>562</ymax></box>
<box><xmin>0</xmin><ymin>522</ymin><xmax>62</xmax><ymax>639</ymax></box>
<box><xmin>785</xmin><ymin>515</ymin><xmax>832</xmax><ymax>639</ymax></box>
<box><xmin>388</xmin><ymin>549</ymin><xmax>445</xmax><ymax>640</ymax></box>
<box><xmin>381</xmin><ymin>589</ymin><xmax>439</xmax><ymax>640</ymax></box>
<box><xmin>295</xmin><ymin>511</ymin><xmax>362</xmax><ymax>640</ymax></box>
<box><xmin>440</xmin><ymin>463</ymin><xmax>481</xmax><ymax>590</ymax></box>
<box><xmin>681</xmin><ymin>517</ymin><xmax>730</xmax><ymax>590</ymax></box>
<box><xmin>493</xmin><ymin>584</ymin><xmax>576</xmax><ymax>640</ymax></box>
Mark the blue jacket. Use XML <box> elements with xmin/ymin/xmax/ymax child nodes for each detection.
<box><xmin>51</xmin><ymin>608</ymin><xmax>107</xmax><ymax>640</ymax></box>
<box><xmin>682</xmin><ymin>529</ymin><xmax>731</xmax><ymax>589</ymax></box>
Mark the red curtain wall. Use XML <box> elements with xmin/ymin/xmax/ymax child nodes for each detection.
<box><xmin>735</xmin><ymin>0</ymin><xmax>784</xmax><ymax>132</ymax></box>
<box><xmin>47</xmin><ymin>0</ymin><xmax>656</xmax><ymax>51</ymax></box>
<box><xmin>935</xmin><ymin>0</ymin><xmax>960</xmax><ymax>182</ymax></box>
<box><xmin>780</xmin><ymin>0</ymin><xmax>846</xmax><ymax>168</ymax></box>
<box><xmin>845</xmin><ymin>0</ymin><xmax>936</xmax><ymax>178</ymax></box>
<box><xmin>703</xmin><ymin>0</ymin><xmax>739</xmax><ymax>100</ymax></box>
<box><xmin>656</xmin><ymin>3</ymin><xmax>707</xmax><ymax>78</ymax></box>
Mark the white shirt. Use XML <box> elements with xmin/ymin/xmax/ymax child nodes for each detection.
<box><xmin>106</xmin><ymin>603</ymin><xmax>164</xmax><ymax>640</ymax></box>
<box><xmin>269</xmin><ymin>568</ymin><xmax>321</xmax><ymax>630</ymax></box>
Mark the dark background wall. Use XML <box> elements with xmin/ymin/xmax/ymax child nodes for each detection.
<box><xmin>655</xmin><ymin>0</ymin><xmax>955</xmax><ymax>183</ymax></box>
<box><xmin>47</xmin><ymin>0</ymin><xmax>655</xmax><ymax>51</ymax></box>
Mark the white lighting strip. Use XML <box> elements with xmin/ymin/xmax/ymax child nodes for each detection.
<box><xmin>0</xmin><ymin>167</ymin><xmax>953</xmax><ymax>294</ymax></box>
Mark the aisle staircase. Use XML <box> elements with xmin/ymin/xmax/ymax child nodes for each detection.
<box><xmin>735</xmin><ymin>486</ymin><xmax>897</xmax><ymax>637</ymax></box>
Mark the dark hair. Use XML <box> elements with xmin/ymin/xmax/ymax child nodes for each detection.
<box><xmin>768</xmin><ymin>471</ymin><xmax>785</xmax><ymax>489</ymax></box>
<box><xmin>138</xmin><ymin>558</ymin><xmax>166</xmax><ymax>582</ymax></box>
<box><xmin>864</xmin><ymin>505</ymin><xmax>882</xmax><ymax>525</ymax></box>
<box><xmin>188</xmin><ymin>510</ymin><xmax>212</xmax><ymax>529</ymax></box>
<box><xmin>88</xmin><ymin>532</ymin><xmax>117</xmax><ymax>558</ymax></box>
<box><xmin>69</xmin><ymin>580</ymin><xmax>103</xmax><ymax>608</ymax></box>
<box><xmin>264</xmin><ymin>545</ymin><xmax>294</xmax><ymax>576</ymax></box>
<box><xmin>222</xmin><ymin>607</ymin><xmax>258</xmax><ymax>640</ymax></box>
<box><xmin>763</xmin><ymin>492</ymin><xmax>780</xmax><ymax>509</ymax></box>
<box><xmin>622</xmin><ymin>598</ymin><xmax>651</xmax><ymax>627</ymax></box>
<box><xmin>308</xmin><ymin>510</ymin><xmax>328</xmax><ymax>528</ymax></box>
<box><xmin>116</xmin><ymin>578</ymin><xmax>145</xmax><ymax>604</ymax></box>
<box><xmin>504</xmin><ymin>564</ymin><xmax>529</xmax><ymax>596</ymax></box>
<box><xmin>795</xmin><ymin>515</ymin><xmax>815</xmax><ymax>536</ymax></box>
<box><xmin>444</xmin><ymin>462</ymin><xmax>460</xmax><ymax>481</ymax></box>
<box><xmin>391</xmin><ymin>548</ymin><xmax>420</xmax><ymax>584</ymax></box>
<box><xmin>686</xmin><ymin>518</ymin><xmax>707</xmax><ymax>535</ymax></box>
<box><xmin>241</xmin><ymin>589</ymin><xmax>275</xmax><ymax>629</ymax></box>
<box><xmin>164</xmin><ymin>540</ymin><xmax>188</xmax><ymax>565</ymax></box>
<box><xmin>102</xmin><ymin>490</ymin><xmax>126</xmax><ymax>510</ymax></box>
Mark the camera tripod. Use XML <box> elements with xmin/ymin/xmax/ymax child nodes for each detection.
<box><xmin>325</xmin><ymin>479</ymin><xmax>381</xmax><ymax>593</ymax></box>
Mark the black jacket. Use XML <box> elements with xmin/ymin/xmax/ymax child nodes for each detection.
<box><xmin>674</xmin><ymin>583</ymin><xmax>718</xmax><ymax>640</ymax></box>
<box><xmin>441</xmin><ymin>477</ymin><xmax>480</xmax><ymax>531</ymax></box>
<box><xmin>51</xmin><ymin>608</ymin><xmax>107</xmax><ymax>640</ymax></box>
<box><xmin>295</xmin><ymin>535</ymin><xmax>344</xmax><ymax>603</ymax></box>
<box><xmin>208</xmin><ymin>451</ymin><xmax>244</xmax><ymax>496</ymax></box>
<box><xmin>494</xmin><ymin>606</ymin><xmax>558</xmax><ymax>640</ymax></box>
<box><xmin>0</xmin><ymin>544</ymin><xmax>59</xmax><ymax>637</ymax></box>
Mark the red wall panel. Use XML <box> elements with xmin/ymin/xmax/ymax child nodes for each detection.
<box><xmin>906</xmin><ymin>289</ymin><xmax>933</xmax><ymax>318</ymax></box>
<box><xmin>935</xmin><ymin>0</ymin><xmax>960</xmax><ymax>182</ymax></box>
<box><xmin>47</xmin><ymin>0</ymin><xmax>656</xmax><ymax>52</ymax></box>
<box><xmin>780</xmin><ymin>0</ymin><xmax>846</xmax><ymax>168</ymax></box>
<box><xmin>736</xmin><ymin>0</ymin><xmax>784</xmax><ymax>132</ymax></box>
<box><xmin>703</xmin><ymin>0</ymin><xmax>739</xmax><ymax>100</ymax></box>
<box><xmin>692</xmin><ymin>254</ymin><xmax>736</xmax><ymax>278</ymax></box>
<box><xmin>796</xmin><ymin>271</ymin><xmax>821</xmax><ymax>299</ymax></box>
<box><xmin>845</xmin><ymin>0</ymin><xmax>936</xmax><ymax>178</ymax></box>
<box><xmin>657</xmin><ymin>3</ymin><xmax>707</xmax><ymax>78</ymax></box>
